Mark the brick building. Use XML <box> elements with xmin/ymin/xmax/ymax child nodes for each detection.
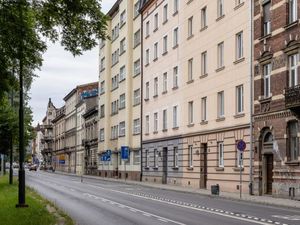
<box><xmin>253</xmin><ymin>0</ymin><xmax>300</xmax><ymax>199</ymax></box>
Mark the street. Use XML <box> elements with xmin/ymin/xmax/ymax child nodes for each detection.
<box><xmin>26</xmin><ymin>171</ymin><xmax>300</xmax><ymax>225</ymax></box>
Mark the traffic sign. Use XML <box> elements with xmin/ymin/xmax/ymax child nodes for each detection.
<box><xmin>121</xmin><ymin>146</ymin><xmax>129</xmax><ymax>160</ymax></box>
<box><xmin>237</xmin><ymin>140</ymin><xmax>246</xmax><ymax>152</ymax></box>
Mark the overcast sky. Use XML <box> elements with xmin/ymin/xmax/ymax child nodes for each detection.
<box><xmin>29</xmin><ymin>0</ymin><xmax>116</xmax><ymax>126</ymax></box>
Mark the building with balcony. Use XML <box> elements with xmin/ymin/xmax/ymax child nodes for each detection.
<box><xmin>98</xmin><ymin>0</ymin><xmax>142</xmax><ymax>180</ymax></box>
<box><xmin>140</xmin><ymin>0</ymin><xmax>251</xmax><ymax>193</ymax></box>
<box><xmin>253</xmin><ymin>0</ymin><xmax>300</xmax><ymax>199</ymax></box>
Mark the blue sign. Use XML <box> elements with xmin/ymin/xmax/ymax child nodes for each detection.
<box><xmin>106</xmin><ymin>150</ymin><xmax>112</xmax><ymax>156</ymax></box>
<box><xmin>59</xmin><ymin>160</ymin><xmax>65</xmax><ymax>164</ymax></box>
<box><xmin>80</xmin><ymin>89</ymin><xmax>98</xmax><ymax>100</ymax></box>
<box><xmin>237</xmin><ymin>140</ymin><xmax>246</xmax><ymax>152</ymax></box>
<box><xmin>100</xmin><ymin>151</ymin><xmax>111</xmax><ymax>162</ymax></box>
<box><xmin>121</xmin><ymin>146</ymin><xmax>129</xmax><ymax>160</ymax></box>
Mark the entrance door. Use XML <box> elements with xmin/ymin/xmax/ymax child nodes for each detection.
<box><xmin>200</xmin><ymin>143</ymin><xmax>208</xmax><ymax>189</ymax></box>
<box><xmin>266</xmin><ymin>154</ymin><xmax>273</xmax><ymax>194</ymax></box>
<box><xmin>162</xmin><ymin>147</ymin><xmax>168</xmax><ymax>184</ymax></box>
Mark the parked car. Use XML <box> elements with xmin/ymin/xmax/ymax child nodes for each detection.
<box><xmin>29</xmin><ymin>164</ymin><xmax>37</xmax><ymax>171</ymax></box>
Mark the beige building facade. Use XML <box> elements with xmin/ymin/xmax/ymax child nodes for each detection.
<box><xmin>141</xmin><ymin>0</ymin><xmax>251</xmax><ymax>193</ymax></box>
<box><xmin>98</xmin><ymin>0</ymin><xmax>142</xmax><ymax>180</ymax></box>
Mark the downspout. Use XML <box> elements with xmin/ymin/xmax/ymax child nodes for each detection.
<box><xmin>75</xmin><ymin>104</ymin><xmax>78</xmax><ymax>174</ymax></box>
<box><xmin>249</xmin><ymin>0</ymin><xmax>254</xmax><ymax>195</ymax></box>
<box><xmin>140</xmin><ymin>10</ymin><xmax>144</xmax><ymax>182</ymax></box>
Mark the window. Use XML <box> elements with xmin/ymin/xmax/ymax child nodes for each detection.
<box><xmin>154</xmin><ymin>13</ymin><xmax>159</xmax><ymax>30</ymax></box>
<box><xmin>100</xmin><ymin>104</ymin><xmax>105</xmax><ymax>118</ymax></box>
<box><xmin>111</xmin><ymin>125</ymin><xmax>118</xmax><ymax>139</ymax></box>
<box><xmin>218</xmin><ymin>142</ymin><xmax>224</xmax><ymax>167</ymax></box>
<box><xmin>120</xmin><ymin>65</ymin><xmax>126</xmax><ymax>81</ymax></box>
<box><xmin>236</xmin><ymin>32</ymin><xmax>243</xmax><ymax>60</ymax></box>
<box><xmin>119</xmin><ymin>94</ymin><xmax>126</xmax><ymax>109</ymax></box>
<box><xmin>217</xmin><ymin>42</ymin><xmax>224</xmax><ymax>68</ymax></box>
<box><xmin>99</xmin><ymin>128</ymin><xmax>104</xmax><ymax>141</ymax></box>
<box><xmin>236</xmin><ymin>85</ymin><xmax>244</xmax><ymax>114</ymax></box>
<box><xmin>263</xmin><ymin>63</ymin><xmax>271</xmax><ymax>98</ymax></box>
<box><xmin>237</xmin><ymin>151</ymin><xmax>243</xmax><ymax>168</ymax></box>
<box><xmin>112</xmin><ymin>49</ymin><xmax>119</xmax><ymax>65</ymax></box>
<box><xmin>120</xmin><ymin>10</ymin><xmax>126</xmax><ymax>26</ymax></box>
<box><xmin>133</xmin><ymin>119</ymin><xmax>140</xmax><ymax>134</ymax></box>
<box><xmin>217</xmin><ymin>91</ymin><xmax>224</xmax><ymax>118</ymax></box>
<box><xmin>173</xmin><ymin>66</ymin><xmax>178</xmax><ymax>88</ymax></box>
<box><xmin>236</xmin><ymin>0</ymin><xmax>243</xmax><ymax>6</ymax></box>
<box><xmin>288</xmin><ymin>121</ymin><xmax>299</xmax><ymax>161</ymax></box>
<box><xmin>188</xmin><ymin>145</ymin><xmax>193</xmax><ymax>167</ymax></box>
<box><xmin>134</xmin><ymin>59</ymin><xmax>141</xmax><ymax>76</ymax></box>
<box><xmin>288</xmin><ymin>0</ymin><xmax>298</xmax><ymax>24</ymax></box>
<box><xmin>173</xmin><ymin>27</ymin><xmax>178</xmax><ymax>47</ymax></box>
<box><xmin>188</xmin><ymin>16</ymin><xmax>193</xmax><ymax>37</ymax></box>
<box><xmin>154</xmin><ymin>149</ymin><xmax>158</xmax><ymax>168</ymax></box>
<box><xmin>163</xmin><ymin>109</ymin><xmax>167</xmax><ymax>130</ymax></box>
<box><xmin>100</xmin><ymin>57</ymin><xmax>105</xmax><ymax>71</ymax></box>
<box><xmin>145</xmin><ymin>150</ymin><xmax>149</xmax><ymax>167</ymax></box>
<box><xmin>188</xmin><ymin>101</ymin><xmax>194</xmax><ymax>124</ymax></box>
<box><xmin>217</xmin><ymin>0</ymin><xmax>224</xmax><ymax>18</ymax></box>
<box><xmin>100</xmin><ymin>81</ymin><xmax>105</xmax><ymax>94</ymax></box>
<box><xmin>163</xmin><ymin>72</ymin><xmax>168</xmax><ymax>92</ymax></box>
<box><xmin>154</xmin><ymin>112</ymin><xmax>158</xmax><ymax>132</ymax></box>
<box><xmin>134</xmin><ymin>29</ymin><xmax>141</xmax><ymax>47</ymax></box>
<box><xmin>173</xmin><ymin>147</ymin><xmax>178</xmax><ymax>168</ymax></box>
<box><xmin>173</xmin><ymin>105</ymin><xmax>178</xmax><ymax>128</ymax></box>
<box><xmin>133</xmin><ymin>89</ymin><xmax>141</xmax><ymax>106</ymax></box>
<box><xmin>134</xmin><ymin>1</ymin><xmax>140</xmax><ymax>18</ymax></box>
<box><xmin>145</xmin><ymin>115</ymin><xmax>150</xmax><ymax>134</ymax></box>
<box><xmin>163</xmin><ymin>35</ymin><xmax>168</xmax><ymax>54</ymax></box>
<box><xmin>163</xmin><ymin>4</ymin><xmax>168</xmax><ymax>23</ymax></box>
<box><xmin>120</xmin><ymin>38</ymin><xmax>126</xmax><ymax>54</ymax></box>
<box><xmin>154</xmin><ymin>77</ymin><xmax>158</xmax><ymax>96</ymax></box>
<box><xmin>133</xmin><ymin>151</ymin><xmax>140</xmax><ymax>165</ymax></box>
<box><xmin>201</xmin><ymin>51</ymin><xmax>207</xmax><ymax>75</ymax></box>
<box><xmin>145</xmin><ymin>21</ymin><xmax>150</xmax><ymax>37</ymax></box>
<box><xmin>112</xmin><ymin>75</ymin><xmax>119</xmax><ymax>90</ymax></box>
<box><xmin>289</xmin><ymin>54</ymin><xmax>298</xmax><ymax>87</ymax></box>
<box><xmin>145</xmin><ymin>82</ymin><xmax>150</xmax><ymax>100</ymax></box>
<box><xmin>145</xmin><ymin>49</ymin><xmax>150</xmax><ymax>65</ymax></box>
<box><xmin>111</xmin><ymin>100</ymin><xmax>119</xmax><ymax>115</ymax></box>
<box><xmin>188</xmin><ymin>58</ymin><xmax>193</xmax><ymax>81</ymax></box>
<box><xmin>201</xmin><ymin>7</ymin><xmax>207</xmax><ymax>29</ymax></box>
<box><xmin>263</xmin><ymin>1</ymin><xmax>271</xmax><ymax>35</ymax></box>
<box><xmin>201</xmin><ymin>97</ymin><xmax>207</xmax><ymax>122</ymax></box>
<box><xmin>112</xmin><ymin>24</ymin><xmax>119</xmax><ymax>41</ymax></box>
<box><xmin>154</xmin><ymin>42</ymin><xmax>158</xmax><ymax>60</ymax></box>
<box><xmin>119</xmin><ymin>121</ymin><xmax>125</xmax><ymax>137</ymax></box>
<box><xmin>174</xmin><ymin>0</ymin><xmax>179</xmax><ymax>13</ymax></box>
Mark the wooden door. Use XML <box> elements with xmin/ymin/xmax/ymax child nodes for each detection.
<box><xmin>162</xmin><ymin>148</ymin><xmax>168</xmax><ymax>184</ymax></box>
<box><xmin>266</xmin><ymin>154</ymin><xmax>273</xmax><ymax>194</ymax></box>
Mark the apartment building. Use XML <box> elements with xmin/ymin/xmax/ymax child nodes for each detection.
<box><xmin>52</xmin><ymin>106</ymin><xmax>66</xmax><ymax>172</ymax></box>
<box><xmin>63</xmin><ymin>82</ymin><xmax>98</xmax><ymax>174</ymax></box>
<box><xmin>40</xmin><ymin>98</ymin><xmax>57</xmax><ymax>167</ymax></box>
<box><xmin>140</xmin><ymin>0</ymin><xmax>251</xmax><ymax>193</ymax></box>
<box><xmin>253</xmin><ymin>0</ymin><xmax>300</xmax><ymax>199</ymax></box>
<box><xmin>98</xmin><ymin>0</ymin><xmax>142</xmax><ymax>180</ymax></box>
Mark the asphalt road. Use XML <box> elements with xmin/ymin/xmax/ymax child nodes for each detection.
<box><xmin>26</xmin><ymin>171</ymin><xmax>300</xmax><ymax>225</ymax></box>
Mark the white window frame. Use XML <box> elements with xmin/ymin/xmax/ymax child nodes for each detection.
<box><xmin>173</xmin><ymin>27</ymin><xmax>178</xmax><ymax>47</ymax></box>
<box><xmin>119</xmin><ymin>121</ymin><xmax>125</xmax><ymax>137</ymax></box>
<box><xmin>217</xmin><ymin>42</ymin><xmax>224</xmax><ymax>68</ymax></box>
<box><xmin>163</xmin><ymin>4</ymin><xmax>168</xmax><ymax>23</ymax></box>
<box><xmin>263</xmin><ymin>63</ymin><xmax>271</xmax><ymax>98</ymax></box>
<box><xmin>218</xmin><ymin>91</ymin><xmax>224</xmax><ymax>118</ymax></box>
<box><xmin>145</xmin><ymin>49</ymin><xmax>150</xmax><ymax>65</ymax></box>
<box><xmin>236</xmin><ymin>85</ymin><xmax>244</xmax><ymax>114</ymax></box>
<box><xmin>133</xmin><ymin>89</ymin><xmax>141</xmax><ymax>106</ymax></box>
<box><xmin>188</xmin><ymin>16</ymin><xmax>193</xmax><ymax>37</ymax></box>
<box><xmin>201</xmin><ymin>97</ymin><xmax>207</xmax><ymax>122</ymax></box>
<box><xmin>188</xmin><ymin>101</ymin><xmax>194</xmax><ymax>124</ymax></box>
<box><xmin>163</xmin><ymin>35</ymin><xmax>168</xmax><ymax>54</ymax></box>
<box><xmin>173</xmin><ymin>146</ymin><xmax>179</xmax><ymax>168</ymax></box>
<box><xmin>133</xmin><ymin>118</ymin><xmax>140</xmax><ymax>135</ymax></box>
<box><xmin>173</xmin><ymin>105</ymin><xmax>178</xmax><ymax>128</ymax></box>
<box><xmin>154</xmin><ymin>13</ymin><xmax>159</xmax><ymax>30</ymax></box>
<box><xmin>119</xmin><ymin>94</ymin><xmax>126</xmax><ymax>109</ymax></box>
<box><xmin>173</xmin><ymin>66</ymin><xmax>178</xmax><ymax>88</ymax></box>
<box><xmin>154</xmin><ymin>42</ymin><xmax>158</xmax><ymax>60</ymax></box>
<box><xmin>188</xmin><ymin>58</ymin><xmax>193</xmax><ymax>81</ymax></box>
<box><xmin>201</xmin><ymin>6</ymin><xmax>207</xmax><ymax>29</ymax></box>
<box><xmin>173</xmin><ymin>0</ymin><xmax>179</xmax><ymax>13</ymax></box>
<box><xmin>154</xmin><ymin>149</ymin><xmax>158</xmax><ymax>168</ymax></box>
<box><xmin>163</xmin><ymin>72</ymin><xmax>168</xmax><ymax>92</ymax></box>
<box><xmin>154</xmin><ymin>77</ymin><xmax>158</xmax><ymax>96</ymax></box>
<box><xmin>188</xmin><ymin>145</ymin><xmax>193</xmax><ymax>167</ymax></box>
<box><xmin>146</xmin><ymin>21</ymin><xmax>150</xmax><ymax>37</ymax></box>
<box><xmin>145</xmin><ymin>150</ymin><xmax>149</xmax><ymax>168</ymax></box>
<box><xmin>145</xmin><ymin>115</ymin><xmax>150</xmax><ymax>134</ymax></box>
<box><xmin>289</xmin><ymin>54</ymin><xmax>298</xmax><ymax>87</ymax></box>
<box><xmin>134</xmin><ymin>59</ymin><xmax>141</xmax><ymax>76</ymax></box>
<box><xmin>236</xmin><ymin>31</ymin><xmax>243</xmax><ymax>60</ymax></box>
<box><xmin>217</xmin><ymin>0</ymin><xmax>224</xmax><ymax>18</ymax></box>
<box><xmin>145</xmin><ymin>82</ymin><xmax>150</xmax><ymax>99</ymax></box>
<box><xmin>154</xmin><ymin>112</ymin><xmax>158</xmax><ymax>132</ymax></box>
<box><xmin>218</xmin><ymin>142</ymin><xmax>224</xmax><ymax>167</ymax></box>
<box><xmin>120</xmin><ymin>65</ymin><xmax>126</xmax><ymax>81</ymax></box>
<box><xmin>289</xmin><ymin>0</ymin><xmax>298</xmax><ymax>24</ymax></box>
<box><xmin>163</xmin><ymin>109</ymin><xmax>167</xmax><ymax>130</ymax></box>
<box><xmin>201</xmin><ymin>51</ymin><xmax>207</xmax><ymax>75</ymax></box>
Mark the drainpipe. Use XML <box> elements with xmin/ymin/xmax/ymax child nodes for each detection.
<box><xmin>140</xmin><ymin>11</ymin><xmax>144</xmax><ymax>182</ymax></box>
<box><xmin>74</xmin><ymin>105</ymin><xmax>78</xmax><ymax>174</ymax></box>
<box><xmin>249</xmin><ymin>0</ymin><xmax>254</xmax><ymax>195</ymax></box>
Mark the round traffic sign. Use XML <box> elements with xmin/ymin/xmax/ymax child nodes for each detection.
<box><xmin>237</xmin><ymin>140</ymin><xmax>246</xmax><ymax>152</ymax></box>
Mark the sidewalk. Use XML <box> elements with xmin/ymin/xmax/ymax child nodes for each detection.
<box><xmin>47</xmin><ymin>170</ymin><xmax>300</xmax><ymax>209</ymax></box>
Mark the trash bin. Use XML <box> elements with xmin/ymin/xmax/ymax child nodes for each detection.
<box><xmin>211</xmin><ymin>184</ymin><xmax>220</xmax><ymax>195</ymax></box>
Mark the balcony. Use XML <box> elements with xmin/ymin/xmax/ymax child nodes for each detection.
<box><xmin>285</xmin><ymin>84</ymin><xmax>300</xmax><ymax>117</ymax></box>
<box><xmin>41</xmin><ymin>134</ymin><xmax>53</xmax><ymax>143</ymax></box>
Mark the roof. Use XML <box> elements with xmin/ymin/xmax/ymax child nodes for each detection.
<box><xmin>107</xmin><ymin>0</ymin><xmax>121</xmax><ymax>17</ymax></box>
<box><xmin>140</xmin><ymin>0</ymin><xmax>154</xmax><ymax>13</ymax></box>
<box><xmin>63</xmin><ymin>88</ymin><xmax>77</xmax><ymax>101</ymax></box>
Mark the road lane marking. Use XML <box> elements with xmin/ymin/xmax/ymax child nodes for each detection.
<box><xmin>81</xmin><ymin>192</ymin><xmax>185</xmax><ymax>225</ymax></box>
<box><xmin>86</xmin><ymin>184</ymin><xmax>285</xmax><ymax>225</ymax></box>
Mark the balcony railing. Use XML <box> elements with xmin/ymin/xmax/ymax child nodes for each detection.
<box><xmin>285</xmin><ymin>84</ymin><xmax>300</xmax><ymax>109</ymax></box>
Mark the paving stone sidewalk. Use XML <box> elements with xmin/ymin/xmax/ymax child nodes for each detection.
<box><xmin>47</xmin><ymin>170</ymin><xmax>300</xmax><ymax>209</ymax></box>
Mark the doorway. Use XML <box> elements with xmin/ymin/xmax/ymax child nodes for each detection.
<box><xmin>162</xmin><ymin>147</ymin><xmax>168</xmax><ymax>184</ymax></box>
<box><xmin>265</xmin><ymin>154</ymin><xmax>273</xmax><ymax>194</ymax></box>
<box><xmin>200</xmin><ymin>143</ymin><xmax>208</xmax><ymax>189</ymax></box>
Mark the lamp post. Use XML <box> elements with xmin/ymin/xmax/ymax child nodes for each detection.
<box><xmin>16</xmin><ymin>0</ymin><xmax>28</xmax><ymax>208</ymax></box>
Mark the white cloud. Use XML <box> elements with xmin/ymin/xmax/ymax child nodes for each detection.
<box><xmin>30</xmin><ymin>0</ymin><xmax>116</xmax><ymax>125</ymax></box>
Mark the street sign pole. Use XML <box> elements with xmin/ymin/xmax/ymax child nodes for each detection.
<box><xmin>240</xmin><ymin>152</ymin><xmax>242</xmax><ymax>199</ymax></box>
<box><xmin>236</xmin><ymin>140</ymin><xmax>246</xmax><ymax>200</ymax></box>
